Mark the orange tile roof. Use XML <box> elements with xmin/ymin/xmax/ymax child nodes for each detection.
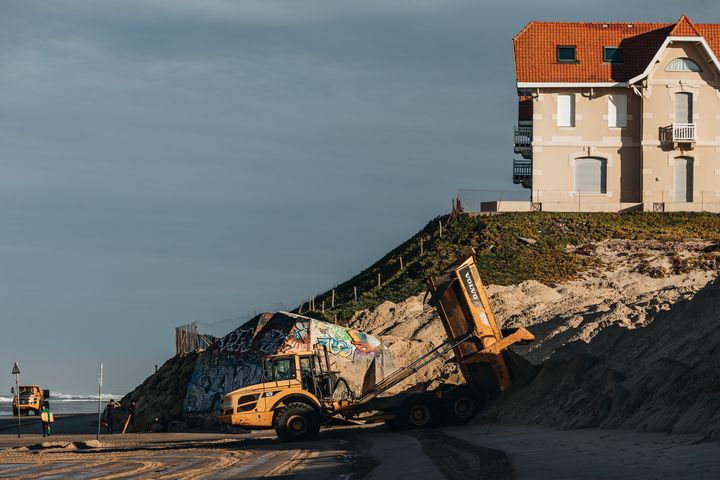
<box><xmin>514</xmin><ymin>16</ymin><xmax>716</xmax><ymax>84</ymax></box>
<box><xmin>669</xmin><ymin>15</ymin><xmax>702</xmax><ymax>36</ymax></box>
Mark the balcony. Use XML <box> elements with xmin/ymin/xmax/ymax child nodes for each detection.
<box><xmin>673</xmin><ymin>123</ymin><xmax>695</xmax><ymax>142</ymax></box>
<box><xmin>661</xmin><ymin>123</ymin><xmax>696</xmax><ymax>145</ymax></box>
<box><xmin>514</xmin><ymin>125</ymin><xmax>532</xmax><ymax>159</ymax></box>
<box><xmin>513</xmin><ymin>159</ymin><xmax>532</xmax><ymax>189</ymax></box>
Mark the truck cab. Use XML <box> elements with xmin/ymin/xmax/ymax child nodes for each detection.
<box><xmin>219</xmin><ymin>351</ymin><xmax>350</xmax><ymax>439</ymax></box>
<box><xmin>12</xmin><ymin>385</ymin><xmax>47</xmax><ymax>416</ymax></box>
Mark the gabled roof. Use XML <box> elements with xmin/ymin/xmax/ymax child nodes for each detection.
<box><xmin>514</xmin><ymin>16</ymin><xmax>718</xmax><ymax>85</ymax></box>
<box><xmin>669</xmin><ymin>15</ymin><xmax>701</xmax><ymax>37</ymax></box>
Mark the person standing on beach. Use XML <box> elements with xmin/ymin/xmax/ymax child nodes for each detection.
<box><xmin>105</xmin><ymin>399</ymin><xmax>119</xmax><ymax>434</ymax></box>
<box><xmin>40</xmin><ymin>401</ymin><xmax>52</xmax><ymax>437</ymax></box>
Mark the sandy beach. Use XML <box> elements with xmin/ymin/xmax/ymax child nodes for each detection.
<box><xmin>2</xmin><ymin>416</ymin><xmax>720</xmax><ymax>479</ymax></box>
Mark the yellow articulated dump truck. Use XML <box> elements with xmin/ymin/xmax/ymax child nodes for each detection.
<box><xmin>12</xmin><ymin>385</ymin><xmax>48</xmax><ymax>416</ymax></box>
<box><xmin>219</xmin><ymin>249</ymin><xmax>535</xmax><ymax>441</ymax></box>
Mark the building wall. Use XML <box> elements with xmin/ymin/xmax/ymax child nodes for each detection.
<box><xmin>527</xmin><ymin>41</ymin><xmax>720</xmax><ymax>211</ymax></box>
<box><xmin>530</xmin><ymin>87</ymin><xmax>642</xmax><ymax>208</ymax></box>
<box><xmin>640</xmin><ymin>43</ymin><xmax>720</xmax><ymax>208</ymax></box>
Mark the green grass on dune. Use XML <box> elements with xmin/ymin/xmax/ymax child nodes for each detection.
<box><xmin>302</xmin><ymin>212</ymin><xmax>720</xmax><ymax>324</ymax></box>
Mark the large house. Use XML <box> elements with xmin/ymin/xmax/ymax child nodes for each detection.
<box><xmin>512</xmin><ymin>15</ymin><xmax>720</xmax><ymax>212</ymax></box>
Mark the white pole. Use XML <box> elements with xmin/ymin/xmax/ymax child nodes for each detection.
<box><xmin>96</xmin><ymin>363</ymin><xmax>103</xmax><ymax>440</ymax></box>
<box><xmin>15</xmin><ymin>372</ymin><xmax>20</xmax><ymax>439</ymax></box>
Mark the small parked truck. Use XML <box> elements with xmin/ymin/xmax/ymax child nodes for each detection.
<box><xmin>219</xmin><ymin>248</ymin><xmax>535</xmax><ymax>441</ymax></box>
<box><xmin>12</xmin><ymin>385</ymin><xmax>49</xmax><ymax>416</ymax></box>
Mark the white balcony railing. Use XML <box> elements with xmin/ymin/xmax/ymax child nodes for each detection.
<box><xmin>514</xmin><ymin>126</ymin><xmax>532</xmax><ymax>147</ymax></box>
<box><xmin>673</xmin><ymin>122</ymin><xmax>696</xmax><ymax>142</ymax></box>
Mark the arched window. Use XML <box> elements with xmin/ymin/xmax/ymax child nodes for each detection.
<box><xmin>666</xmin><ymin>58</ymin><xmax>702</xmax><ymax>72</ymax></box>
<box><xmin>575</xmin><ymin>157</ymin><xmax>607</xmax><ymax>194</ymax></box>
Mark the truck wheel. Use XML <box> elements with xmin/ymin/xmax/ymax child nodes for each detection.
<box><xmin>442</xmin><ymin>385</ymin><xmax>483</xmax><ymax>425</ymax></box>
<box><xmin>395</xmin><ymin>394</ymin><xmax>439</xmax><ymax>430</ymax></box>
<box><xmin>273</xmin><ymin>402</ymin><xmax>320</xmax><ymax>442</ymax></box>
<box><xmin>12</xmin><ymin>408</ymin><xmax>18</xmax><ymax>416</ymax></box>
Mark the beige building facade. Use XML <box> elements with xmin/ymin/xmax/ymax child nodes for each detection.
<box><xmin>513</xmin><ymin>16</ymin><xmax>720</xmax><ymax>212</ymax></box>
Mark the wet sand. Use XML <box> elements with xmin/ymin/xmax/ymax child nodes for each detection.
<box><xmin>1</xmin><ymin>417</ymin><xmax>720</xmax><ymax>479</ymax></box>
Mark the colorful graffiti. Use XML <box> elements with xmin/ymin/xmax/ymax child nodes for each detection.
<box><xmin>183</xmin><ymin>313</ymin><xmax>382</xmax><ymax>413</ymax></box>
<box><xmin>348</xmin><ymin>329</ymin><xmax>382</xmax><ymax>355</ymax></box>
<box><xmin>311</xmin><ymin>320</ymin><xmax>381</xmax><ymax>360</ymax></box>
<box><xmin>278</xmin><ymin>320</ymin><xmax>311</xmax><ymax>354</ymax></box>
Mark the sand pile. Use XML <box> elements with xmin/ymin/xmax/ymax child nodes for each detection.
<box><xmin>120</xmin><ymin>352</ymin><xmax>199</xmax><ymax>431</ymax></box>
<box><xmin>349</xmin><ymin>294</ymin><xmax>464</xmax><ymax>393</ymax></box>
<box><xmin>478</xmin><ymin>239</ymin><xmax>720</xmax><ymax>439</ymax></box>
<box><xmin>350</xmin><ymin>239</ymin><xmax>720</xmax><ymax>438</ymax></box>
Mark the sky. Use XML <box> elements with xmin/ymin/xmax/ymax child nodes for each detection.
<box><xmin>1</xmin><ymin>0</ymin><xmax>718</xmax><ymax>395</ymax></box>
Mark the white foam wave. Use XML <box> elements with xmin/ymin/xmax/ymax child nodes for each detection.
<box><xmin>0</xmin><ymin>392</ymin><xmax>124</xmax><ymax>403</ymax></box>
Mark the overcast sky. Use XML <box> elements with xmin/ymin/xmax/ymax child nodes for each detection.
<box><xmin>1</xmin><ymin>1</ymin><xmax>717</xmax><ymax>394</ymax></box>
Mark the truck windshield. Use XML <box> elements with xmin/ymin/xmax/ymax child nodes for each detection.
<box><xmin>19</xmin><ymin>387</ymin><xmax>34</xmax><ymax>395</ymax></box>
<box><xmin>264</xmin><ymin>358</ymin><xmax>296</xmax><ymax>382</ymax></box>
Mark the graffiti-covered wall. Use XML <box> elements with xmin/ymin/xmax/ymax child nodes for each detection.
<box><xmin>183</xmin><ymin>312</ymin><xmax>382</xmax><ymax>413</ymax></box>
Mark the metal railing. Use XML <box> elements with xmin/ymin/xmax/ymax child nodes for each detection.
<box><xmin>672</xmin><ymin>123</ymin><xmax>695</xmax><ymax>142</ymax></box>
<box><xmin>513</xmin><ymin>159</ymin><xmax>532</xmax><ymax>178</ymax></box>
<box><xmin>514</xmin><ymin>126</ymin><xmax>532</xmax><ymax>146</ymax></box>
<box><xmin>458</xmin><ymin>189</ymin><xmax>720</xmax><ymax>213</ymax></box>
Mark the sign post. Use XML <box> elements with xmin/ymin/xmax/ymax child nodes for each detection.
<box><xmin>11</xmin><ymin>362</ymin><xmax>20</xmax><ymax>438</ymax></box>
<box><xmin>96</xmin><ymin>363</ymin><xmax>103</xmax><ymax>441</ymax></box>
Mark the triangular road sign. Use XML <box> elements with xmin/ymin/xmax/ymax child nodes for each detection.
<box><xmin>11</xmin><ymin>362</ymin><xmax>19</xmax><ymax>375</ymax></box>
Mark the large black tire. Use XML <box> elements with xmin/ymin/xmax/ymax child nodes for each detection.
<box><xmin>441</xmin><ymin>385</ymin><xmax>484</xmax><ymax>426</ymax></box>
<box><xmin>12</xmin><ymin>407</ymin><xmax>18</xmax><ymax>416</ymax></box>
<box><xmin>273</xmin><ymin>402</ymin><xmax>320</xmax><ymax>442</ymax></box>
<box><xmin>394</xmin><ymin>394</ymin><xmax>440</xmax><ymax>431</ymax></box>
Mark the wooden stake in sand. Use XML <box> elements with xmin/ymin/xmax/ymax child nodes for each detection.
<box><xmin>439</xmin><ymin>220</ymin><xmax>443</xmax><ymax>237</ymax></box>
<box><xmin>331</xmin><ymin>289</ymin><xmax>335</xmax><ymax>308</ymax></box>
<box><xmin>122</xmin><ymin>415</ymin><xmax>131</xmax><ymax>434</ymax></box>
<box><xmin>399</xmin><ymin>256</ymin><xmax>403</xmax><ymax>270</ymax></box>
<box><xmin>420</xmin><ymin>238</ymin><xmax>424</xmax><ymax>255</ymax></box>
<box><xmin>354</xmin><ymin>286</ymin><xmax>357</xmax><ymax>301</ymax></box>
<box><xmin>377</xmin><ymin>273</ymin><xmax>381</xmax><ymax>288</ymax></box>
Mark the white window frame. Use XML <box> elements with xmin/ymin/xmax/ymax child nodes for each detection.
<box><xmin>608</xmin><ymin>94</ymin><xmax>627</xmax><ymax>128</ymax></box>
<box><xmin>557</xmin><ymin>94</ymin><xmax>575</xmax><ymax>127</ymax></box>
<box><xmin>666</xmin><ymin>58</ymin><xmax>702</xmax><ymax>72</ymax></box>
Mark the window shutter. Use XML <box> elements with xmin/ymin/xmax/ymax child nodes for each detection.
<box><xmin>675</xmin><ymin>93</ymin><xmax>692</xmax><ymax>123</ymax></box>
<box><xmin>575</xmin><ymin>157</ymin><xmax>607</xmax><ymax>194</ymax></box>
<box><xmin>608</xmin><ymin>94</ymin><xmax>626</xmax><ymax>127</ymax></box>
<box><xmin>557</xmin><ymin>94</ymin><xmax>575</xmax><ymax>127</ymax></box>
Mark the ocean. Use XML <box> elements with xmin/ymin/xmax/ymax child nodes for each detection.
<box><xmin>0</xmin><ymin>393</ymin><xmax>125</xmax><ymax>416</ymax></box>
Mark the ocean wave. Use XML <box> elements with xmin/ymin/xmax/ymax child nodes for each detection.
<box><xmin>0</xmin><ymin>392</ymin><xmax>124</xmax><ymax>403</ymax></box>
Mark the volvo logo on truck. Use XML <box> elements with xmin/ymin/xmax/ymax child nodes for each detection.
<box><xmin>459</xmin><ymin>266</ymin><xmax>481</xmax><ymax>307</ymax></box>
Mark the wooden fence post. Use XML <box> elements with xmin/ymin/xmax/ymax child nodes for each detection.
<box><xmin>439</xmin><ymin>220</ymin><xmax>443</xmax><ymax>237</ymax></box>
<box><xmin>377</xmin><ymin>273</ymin><xmax>381</xmax><ymax>288</ymax></box>
<box><xmin>399</xmin><ymin>256</ymin><xmax>403</xmax><ymax>270</ymax></box>
<box><xmin>354</xmin><ymin>286</ymin><xmax>357</xmax><ymax>301</ymax></box>
<box><xmin>322</xmin><ymin>300</ymin><xmax>325</xmax><ymax>314</ymax></box>
<box><xmin>331</xmin><ymin>289</ymin><xmax>335</xmax><ymax>308</ymax></box>
<box><xmin>420</xmin><ymin>238</ymin><xmax>424</xmax><ymax>255</ymax></box>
